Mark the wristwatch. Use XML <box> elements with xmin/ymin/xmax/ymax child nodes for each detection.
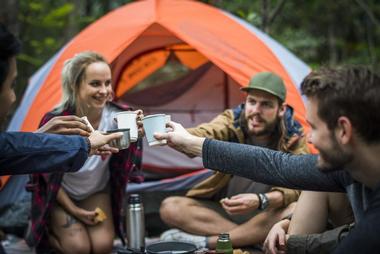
<box><xmin>258</xmin><ymin>193</ymin><xmax>269</xmax><ymax>210</ymax></box>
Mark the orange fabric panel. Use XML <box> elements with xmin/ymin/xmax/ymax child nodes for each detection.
<box><xmin>0</xmin><ymin>175</ymin><xmax>10</xmax><ymax>191</ymax></box>
<box><xmin>116</xmin><ymin>50</ymin><xmax>170</xmax><ymax>97</ymax></box>
<box><xmin>168</xmin><ymin>44</ymin><xmax>208</xmax><ymax>69</ymax></box>
<box><xmin>174</xmin><ymin>51</ymin><xmax>208</xmax><ymax>69</ymax></box>
<box><xmin>116</xmin><ymin>44</ymin><xmax>208</xmax><ymax>97</ymax></box>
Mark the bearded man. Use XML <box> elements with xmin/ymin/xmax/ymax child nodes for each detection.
<box><xmin>160</xmin><ymin>72</ymin><xmax>309</xmax><ymax>249</ymax></box>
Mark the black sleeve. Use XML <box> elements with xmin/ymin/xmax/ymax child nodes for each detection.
<box><xmin>333</xmin><ymin>188</ymin><xmax>380</xmax><ymax>253</ymax></box>
<box><xmin>202</xmin><ymin>139</ymin><xmax>348</xmax><ymax>192</ymax></box>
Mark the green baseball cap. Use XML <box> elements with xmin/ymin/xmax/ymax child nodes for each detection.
<box><xmin>241</xmin><ymin>72</ymin><xmax>286</xmax><ymax>101</ymax></box>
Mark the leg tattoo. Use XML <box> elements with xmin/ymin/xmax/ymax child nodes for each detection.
<box><xmin>62</xmin><ymin>214</ymin><xmax>79</xmax><ymax>228</ymax></box>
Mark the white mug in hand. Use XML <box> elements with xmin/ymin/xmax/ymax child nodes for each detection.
<box><xmin>115</xmin><ymin>111</ymin><xmax>138</xmax><ymax>142</ymax></box>
<box><xmin>143</xmin><ymin>114</ymin><xmax>170</xmax><ymax>146</ymax></box>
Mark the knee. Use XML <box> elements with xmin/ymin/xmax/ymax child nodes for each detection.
<box><xmin>92</xmin><ymin>237</ymin><xmax>114</xmax><ymax>254</ymax></box>
<box><xmin>160</xmin><ymin>196</ymin><xmax>187</xmax><ymax>225</ymax></box>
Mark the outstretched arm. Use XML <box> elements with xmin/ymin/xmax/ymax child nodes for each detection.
<box><xmin>0</xmin><ymin>131</ymin><xmax>122</xmax><ymax>175</ymax></box>
<box><xmin>155</xmin><ymin>121</ymin><xmax>348</xmax><ymax>192</ymax></box>
<box><xmin>203</xmin><ymin>139</ymin><xmax>346</xmax><ymax>192</ymax></box>
<box><xmin>0</xmin><ymin>132</ymin><xmax>88</xmax><ymax>175</ymax></box>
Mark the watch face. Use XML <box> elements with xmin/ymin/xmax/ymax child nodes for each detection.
<box><xmin>259</xmin><ymin>193</ymin><xmax>269</xmax><ymax>210</ymax></box>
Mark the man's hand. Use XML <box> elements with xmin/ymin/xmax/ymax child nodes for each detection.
<box><xmin>154</xmin><ymin>121</ymin><xmax>205</xmax><ymax>157</ymax></box>
<box><xmin>88</xmin><ymin>130</ymin><xmax>123</xmax><ymax>156</ymax></box>
<box><xmin>220</xmin><ymin>193</ymin><xmax>260</xmax><ymax>215</ymax></box>
<box><xmin>263</xmin><ymin>219</ymin><xmax>290</xmax><ymax>254</ymax></box>
<box><xmin>36</xmin><ymin>115</ymin><xmax>92</xmax><ymax>136</ymax></box>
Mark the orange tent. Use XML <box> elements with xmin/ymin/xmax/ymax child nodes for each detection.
<box><xmin>7</xmin><ymin>0</ymin><xmax>311</xmax><ymax>191</ymax></box>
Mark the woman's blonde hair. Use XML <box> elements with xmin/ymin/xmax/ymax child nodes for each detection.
<box><xmin>54</xmin><ymin>51</ymin><xmax>110</xmax><ymax>113</ymax></box>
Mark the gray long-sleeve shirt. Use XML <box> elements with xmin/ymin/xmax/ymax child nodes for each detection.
<box><xmin>202</xmin><ymin>139</ymin><xmax>380</xmax><ymax>254</ymax></box>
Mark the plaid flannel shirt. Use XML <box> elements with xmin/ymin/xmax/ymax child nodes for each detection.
<box><xmin>25</xmin><ymin>103</ymin><xmax>143</xmax><ymax>252</ymax></box>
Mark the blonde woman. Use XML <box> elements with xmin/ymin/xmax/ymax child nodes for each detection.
<box><xmin>26</xmin><ymin>51</ymin><xmax>144</xmax><ymax>254</ymax></box>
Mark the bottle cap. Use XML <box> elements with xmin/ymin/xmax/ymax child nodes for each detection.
<box><xmin>128</xmin><ymin>193</ymin><xmax>142</xmax><ymax>204</ymax></box>
<box><xmin>218</xmin><ymin>233</ymin><xmax>230</xmax><ymax>240</ymax></box>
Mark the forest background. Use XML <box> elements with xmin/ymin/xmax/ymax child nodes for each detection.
<box><xmin>1</xmin><ymin>0</ymin><xmax>379</xmax><ymax>112</ymax></box>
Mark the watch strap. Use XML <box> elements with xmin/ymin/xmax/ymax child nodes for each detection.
<box><xmin>258</xmin><ymin>193</ymin><xmax>269</xmax><ymax>210</ymax></box>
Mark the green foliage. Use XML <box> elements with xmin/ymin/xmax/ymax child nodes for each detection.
<box><xmin>203</xmin><ymin>0</ymin><xmax>380</xmax><ymax>71</ymax></box>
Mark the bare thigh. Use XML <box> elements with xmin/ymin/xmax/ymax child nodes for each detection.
<box><xmin>77</xmin><ymin>190</ymin><xmax>115</xmax><ymax>254</ymax></box>
<box><xmin>48</xmin><ymin>204</ymin><xmax>91</xmax><ymax>254</ymax></box>
<box><xmin>327</xmin><ymin>192</ymin><xmax>354</xmax><ymax>226</ymax></box>
<box><xmin>288</xmin><ymin>191</ymin><xmax>354</xmax><ymax>235</ymax></box>
<box><xmin>288</xmin><ymin>191</ymin><xmax>329</xmax><ymax>234</ymax></box>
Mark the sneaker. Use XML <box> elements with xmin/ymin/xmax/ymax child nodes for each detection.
<box><xmin>160</xmin><ymin>228</ymin><xmax>207</xmax><ymax>249</ymax></box>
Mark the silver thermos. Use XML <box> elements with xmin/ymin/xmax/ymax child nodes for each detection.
<box><xmin>126</xmin><ymin>193</ymin><xmax>145</xmax><ymax>250</ymax></box>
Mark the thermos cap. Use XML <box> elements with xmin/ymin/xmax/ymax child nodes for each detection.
<box><xmin>128</xmin><ymin>193</ymin><xmax>142</xmax><ymax>204</ymax></box>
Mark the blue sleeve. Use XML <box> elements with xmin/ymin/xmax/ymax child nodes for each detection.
<box><xmin>0</xmin><ymin>132</ymin><xmax>88</xmax><ymax>175</ymax></box>
<box><xmin>202</xmin><ymin>139</ymin><xmax>348</xmax><ymax>192</ymax></box>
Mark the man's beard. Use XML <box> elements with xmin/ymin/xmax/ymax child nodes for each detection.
<box><xmin>317</xmin><ymin>136</ymin><xmax>353</xmax><ymax>172</ymax></box>
<box><xmin>248</xmin><ymin>116</ymin><xmax>280</xmax><ymax>137</ymax></box>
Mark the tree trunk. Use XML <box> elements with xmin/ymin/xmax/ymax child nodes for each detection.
<box><xmin>355</xmin><ymin>0</ymin><xmax>380</xmax><ymax>28</ymax></box>
<box><xmin>261</xmin><ymin>0</ymin><xmax>286</xmax><ymax>34</ymax></box>
<box><xmin>64</xmin><ymin>0</ymin><xmax>85</xmax><ymax>43</ymax></box>
<box><xmin>365</xmin><ymin>17</ymin><xmax>377</xmax><ymax>66</ymax></box>
<box><xmin>261</xmin><ymin>0</ymin><xmax>270</xmax><ymax>33</ymax></box>
<box><xmin>328</xmin><ymin>23</ymin><xmax>338</xmax><ymax>65</ymax></box>
<box><xmin>100</xmin><ymin>0</ymin><xmax>112</xmax><ymax>13</ymax></box>
<box><xmin>0</xmin><ymin>0</ymin><xmax>19</xmax><ymax>35</ymax></box>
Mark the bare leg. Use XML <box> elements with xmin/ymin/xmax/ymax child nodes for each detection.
<box><xmin>288</xmin><ymin>191</ymin><xmax>353</xmax><ymax>235</ymax></box>
<box><xmin>49</xmin><ymin>190</ymin><xmax>114</xmax><ymax>254</ymax></box>
<box><xmin>48</xmin><ymin>205</ymin><xmax>91</xmax><ymax>254</ymax></box>
<box><xmin>77</xmin><ymin>191</ymin><xmax>115</xmax><ymax>254</ymax></box>
<box><xmin>160</xmin><ymin>196</ymin><xmax>237</xmax><ymax>235</ymax></box>
<box><xmin>327</xmin><ymin>192</ymin><xmax>353</xmax><ymax>227</ymax></box>
<box><xmin>207</xmin><ymin>203</ymin><xmax>295</xmax><ymax>248</ymax></box>
<box><xmin>160</xmin><ymin>196</ymin><xmax>295</xmax><ymax>248</ymax></box>
<box><xmin>288</xmin><ymin>191</ymin><xmax>329</xmax><ymax>234</ymax></box>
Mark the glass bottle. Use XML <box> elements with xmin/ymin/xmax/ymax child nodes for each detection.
<box><xmin>216</xmin><ymin>233</ymin><xmax>233</xmax><ymax>254</ymax></box>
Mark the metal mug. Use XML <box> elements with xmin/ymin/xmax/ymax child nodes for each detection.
<box><xmin>106</xmin><ymin>128</ymin><xmax>130</xmax><ymax>150</ymax></box>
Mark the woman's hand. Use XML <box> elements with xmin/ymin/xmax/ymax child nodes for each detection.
<box><xmin>134</xmin><ymin>109</ymin><xmax>145</xmax><ymax>137</ymax></box>
<box><xmin>263</xmin><ymin>219</ymin><xmax>290</xmax><ymax>254</ymax></box>
<box><xmin>72</xmin><ymin>207</ymin><xmax>99</xmax><ymax>226</ymax></box>
<box><xmin>36</xmin><ymin>115</ymin><xmax>92</xmax><ymax>136</ymax></box>
<box><xmin>220</xmin><ymin>193</ymin><xmax>260</xmax><ymax>214</ymax></box>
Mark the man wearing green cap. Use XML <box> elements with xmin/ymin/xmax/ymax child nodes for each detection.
<box><xmin>159</xmin><ymin>72</ymin><xmax>309</xmax><ymax>249</ymax></box>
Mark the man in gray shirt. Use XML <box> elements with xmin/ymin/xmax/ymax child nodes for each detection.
<box><xmin>155</xmin><ymin>66</ymin><xmax>380</xmax><ymax>254</ymax></box>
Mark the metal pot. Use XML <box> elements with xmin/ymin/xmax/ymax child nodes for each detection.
<box><xmin>146</xmin><ymin>241</ymin><xmax>198</xmax><ymax>254</ymax></box>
